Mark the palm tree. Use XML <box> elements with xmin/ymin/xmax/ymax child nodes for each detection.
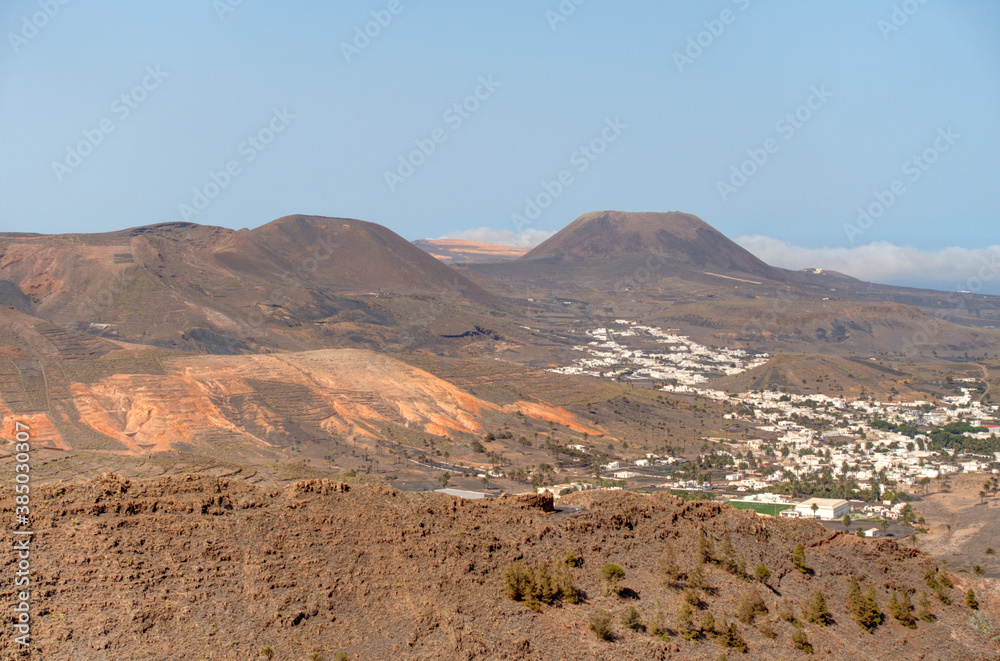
<box><xmin>811</xmin><ymin>502</ymin><xmax>819</xmax><ymax>519</ymax></box>
<box><xmin>979</xmin><ymin>490</ymin><xmax>987</xmax><ymax>505</ymax></box>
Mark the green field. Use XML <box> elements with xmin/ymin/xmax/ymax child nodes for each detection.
<box><xmin>727</xmin><ymin>501</ymin><xmax>793</xmax><ymax>515</ymax></box>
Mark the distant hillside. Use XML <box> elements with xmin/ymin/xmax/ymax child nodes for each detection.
<box><xmin>0</xmin><ymin>216</ymin><xmax>499</xmax><ymax>353</ymax></box>
<box><xmin>245</xmin><ymin>215</ymin><xmax>495</xmax><ymax>299</ymax></box>
<box><xmin>496</xmin><ymin>211</ymin><xmax>786</xmax><ymax>282</ymax></box>
<box><xmin>711</xmin><ymin>354</ymin><xmax>934</xmax><ymax>400</ymax></box>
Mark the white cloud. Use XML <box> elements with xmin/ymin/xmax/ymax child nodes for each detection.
<box><xmin>440</xmin><ymin>227</ymin><xmax>553</xmax><ymax>248</ymax></box>
<box><xmin>735</xmin><ymin>235</ymin><xmax>1000</xmax><ymax>292</ymax></box>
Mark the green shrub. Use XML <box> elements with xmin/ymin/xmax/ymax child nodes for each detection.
<box><xmin>791</xmin><ymin>627</ymin><xmax>813</xmax><ymax>654</ymax></box>
<box><xmin>650</xmin><ymin>608</ymin><xmax>668</xmax><ymax>639</ymax></box>
<box><xmin>888</xmin><ymin>590</ymin><xmax>916</xmax><ymax>628</ymax></box>
<box><xmin>805</xmin><ymin>590</ymin><xmax>831</xmax><ymax>626</ymax></box>
<box><xmin>848</xmin><ymin>580</ymin><xmax>884</xmax><ymax>633</ymax></box>
<box><xmin>792</xmin><ymin>544</ymin><xmax>808</xmax><ymax>574</ymax></box>
<box><xmin>966</xmin><ymin>589</ymin><xmax>979</xmax><ymax>610</ymax></box>
<box><xmin>718</xmin><ymin>621</ymin><xmax>747</xmax><ymax>653</ymax></box>
<box><xmin>718</xmin><ymin>532</ymin><xmax>748</xmax><ymax>579</ymax></box>
<box><xmin>677</xmin><ymin>603</ymin><xmax>698</xmax><ymax>640</ymax></box>
<box><xmin>622</xmin><ymin>606</ymin><xmax>644</xmax><ymax>631</ymax></box>
<box><xmin>660</xmin><ymin>543</ymin><xmax>682</xmax><ymax>589</ymax></box>
<box><xmin>758</xmin><ymin>620</ymin><xmax>776</xmax><ymax>639</ymax></box>
<box><xmin>918</xmin><ymin>592</ymin><xmax>935</xmax><ymax>622</ymax></box>
<box><xmin>753</xmin><ymin>564</ymin><xmax>771</xmax><ymax>583</ymax></box>
<box><xmin>532</xmin><ymin>562</ymin><xmax>557</xmax><ymax>604</ymax></box>
<box><xmin>591</xmin><ymin>609</ymin><xmax>614</xmax><ymax>641</ymax></box>
<box><xmin>736</xmin><ymin>587</ymin><xmax>768</xmax><ymax>624</ymax></box>
<box><xmin>697</xmin><ymin>529</ymin><xmax>716</xmax><ymax>564</ymax></box>
<box><xmin>700</xmin><ymin>610</ymin><xmax>717</xmax><ymax>636</ymax></box>
<box><xmin>503</xmin><ymin>559</ymin><xmax>577</xmax><ymax>606</ymax></box>
<box><xmin>601</xmin><ymin>563</ymin><xmax>625</xmax><ymax>597</ymax></box>
<box><xmin>554</xmin><ymin>562</ymin><xmax>579</xmax><ymax>604</ymax></box>
<box><xmin>502</xmin><ymin>562</ymin><xmax>535</xmax><ymax>602</ymax></box>
<box><xmin>688</xmin><ymin>565</ymin><xmax>710</xmax><ymax>591</ymax></box>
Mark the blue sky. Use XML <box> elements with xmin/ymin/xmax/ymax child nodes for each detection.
<box><xmin>2</xmin><ymin>0</ymin><xmax>998</xmax><ymax>292</ymax></box>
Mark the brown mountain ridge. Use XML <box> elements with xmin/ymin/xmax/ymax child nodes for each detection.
<box><xmin>2</xmin><ymin>474</ymin><xmax>995</xmax><ymax>660</ymax></box>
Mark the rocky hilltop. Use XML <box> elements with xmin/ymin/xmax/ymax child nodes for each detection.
<box><xmin>520</xmin><ymin>210</ymin><xmax>783</xmax><ymax>280</ymax></box>
<box><xmin>1</xmin><ymin>475</ymin><xmax>995</xmax><ymax>660</ymax></box>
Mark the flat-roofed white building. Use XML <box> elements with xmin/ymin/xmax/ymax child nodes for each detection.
<box><xmin>794</xmin><ymin>498</ymin><xmax>850</xmax><ymax>520</ymax></box>
<box><xmin>434</xmin><ymin>488</ymin><xmax>495</xmax><ymax>500</ymax></box>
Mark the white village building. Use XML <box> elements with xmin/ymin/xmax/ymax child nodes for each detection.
<box><xmin>793</xmin><ymin>498</ymin><xmax>850</xmax><ymax>520</ymax></box>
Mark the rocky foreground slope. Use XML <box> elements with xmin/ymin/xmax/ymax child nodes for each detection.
<box><xmin>2</xmin><ymin>476</ymin><xmax>997</xmax><ymax>660</ymax></box>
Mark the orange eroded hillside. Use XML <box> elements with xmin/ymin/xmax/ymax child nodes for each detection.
<box><xmin>0</xmin><ymin>410</ymin><xmax>68</xmax><ymax>450</ymax></box>
<box><xmin>67</xmin><ymin>349</ymin><xmax>601</xmax><ymax>454</ymax></box>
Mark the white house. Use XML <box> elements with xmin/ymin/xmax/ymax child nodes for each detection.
<box><xmin>794</xmin><ymin>498</ymin><xmax>850</xmax><ymax>520</ymax></box>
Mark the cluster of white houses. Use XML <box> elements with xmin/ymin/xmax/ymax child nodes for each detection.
<box><xmin>548</xmin><ymin>320</ymin><xmax>770</xmax><ymax>385</ymax></box>
<box><xmin>519</xmin><ymin>318</ymin><xmax>999</xmax><ymax>510</ymax></box>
